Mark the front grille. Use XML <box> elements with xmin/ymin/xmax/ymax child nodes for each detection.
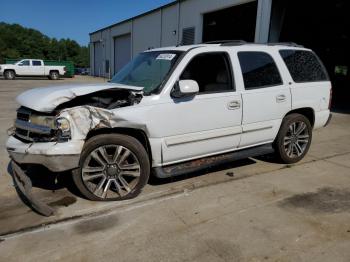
<box><xmin>16</xmin><ymin>107</ymin><xmax>31</xmax><ymax>122</ymax></box>
<box><xmin>14</xmin><ymin>107</ymin><xmax>56</xmax><ymax>143</ymax></box>
<box><xmin>17</xmin><ymin>111</ymin><xmax>30</xmax><ymax>122</ymax></box>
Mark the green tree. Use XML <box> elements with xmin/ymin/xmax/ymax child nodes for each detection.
<box><xmin>0</xmin><ymin>22</ymin><xmax>89</xmax><ymax>67</ymax></box>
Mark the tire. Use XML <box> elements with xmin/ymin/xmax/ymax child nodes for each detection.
<box><xmin>72</xmin><ymin>134</ymin><xmax>150</xmax><ymax>201</ymax></box>
<box><xmin>4</xmin><ymin>70</ymin><xmax>15</xmax><ymax>80</ymax></box>
<box><xmin>49</xmin><ymin>71</ymin><xmax>59</xmax><ymax>80</ymax></box>
<box><xmin>274</xmin><ymin>113</ymin><xmax>312</xmax><ymax>164</ymax></box>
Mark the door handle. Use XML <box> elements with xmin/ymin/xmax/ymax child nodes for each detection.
<box><xmin>276</xmin><ymin>94</ymin><xmax>286</xmax><ymax>103</ymax></box>
<box><xmin>228</xmin><ymin>101</ymin><xmax>241</xmax><ymax>110</ymax></box>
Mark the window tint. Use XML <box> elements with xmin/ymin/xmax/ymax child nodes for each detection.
<box><xmin>32</xmin><ymin>60</ymin><xmax>42</xmax><ymax>66</ymax></box>
<box><xmin>180</xmin><ymin>52</ymin><xmax>233</xmax><ymax>93</ymax></box>
<box><xmin>280</xmin><ymin>50</ymin><xmax>328</xmax><ymax>83</ymax></box>
<box><xmin>238</xmin><ymin>52</ymin><xmax>282</xmax><ymax>89</ymax></box>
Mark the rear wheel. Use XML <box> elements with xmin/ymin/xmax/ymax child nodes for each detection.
<box><xmin>49</xmin><ymin>71</ymin><xmax>59</xmax><ymax>80</ymax></box>
<box><xmin>72</xmin><ymin>134</ymin><xmax>150</xmax><ymax>201</ymax></box>
<box><xmin>274</xmin><ymin>113</ymin><xmax>312</xmax><ymax>164</ymax></box>
<box><xmin>4</xmin><ymin>70</ymin><xmax>15</xmax><ymax>80</ymax></box>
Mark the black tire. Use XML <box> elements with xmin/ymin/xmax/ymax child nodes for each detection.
<box><xmin>274</xmin><ymin>113</ymin><xmax>312</xmax><ymax>164</ymax></box>
<box><xmin>72</xmin><ymin>134</ymin><xmax>150</xmax><ymax>201</ymax></box>
<box><xmin>4</xmin><ymin>70</ymin><xmax>15</xmax><ymax>80</ymax></box>
<box><xmin>49</xmin><ymin>71</ymin><xmax>59</xmax><ymax>80</ymax></box>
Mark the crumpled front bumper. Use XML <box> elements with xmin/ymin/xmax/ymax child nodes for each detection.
<box><xmin>7</xmin><ymin>136</ymin><xmax>85</xmax><ymax>216</ymax></box>
<box><xmin>6</xmin><ymin>136</ymin><xmax>84</xmax><ymax>172</ymax></box>
<box><xmin>11</xmin><ymin>161</ymin><xmax>55</xmax><ymax>216</ymax></box>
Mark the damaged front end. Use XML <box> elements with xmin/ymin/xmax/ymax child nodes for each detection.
<box><xmin>7</xmin><ymin>87</ymin><xmax>144</xmax><ymax>216</ymax></box>
<box><xmin>13</xmin><ymin>88</ymin><xmax>143</xmax><ymax>144</ymax></box>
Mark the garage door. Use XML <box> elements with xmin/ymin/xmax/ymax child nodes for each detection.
<box><xmin>94</xmin><ymin>41</ymin><xmax>103</xmax><ymax>76</ymax></box>
<box><xmin>114</xmin><ymin>34</ymin><xmax>131</xmax><ymax>74</ymax></box>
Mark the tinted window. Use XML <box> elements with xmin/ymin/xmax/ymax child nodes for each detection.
<box><xmin>180</xmin><ymin>52</ymin><xmax>233</xmax><ymax>93</ymax></box>
<box><xmin>32</xmin><ymin>60</ymin><xmax>42</xmax><ymax>66</ymax></box>
<box><xmin>238</xmin><ymin>52</ymin><xmax>282</xmax><ymax>89</ymax></box>
<box><xmin>280</xmin><ymin>50</ymin><xmax>328</xmax><ymax>83</ymax></box>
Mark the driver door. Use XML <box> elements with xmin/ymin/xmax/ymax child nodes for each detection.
<box><xmin>16</xmin><ymin>60</ymin><xmax>31</xmax><ymax>75</ymax></box>
<box><xmin>158</xmin><ymin>51</ymin><xmax>242</xmax><ymax>165</ymax></box>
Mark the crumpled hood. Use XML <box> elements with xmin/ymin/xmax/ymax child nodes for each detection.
<box><xmin>16</xmin><ymin>83</ymin><xmax>144</xmax><ymax>112</ymax></box>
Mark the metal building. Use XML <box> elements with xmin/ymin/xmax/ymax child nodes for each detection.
<box><xmin>90</xmin><ymin>0</ymin><xmax>349</xmax><ymax>110</ymax></box>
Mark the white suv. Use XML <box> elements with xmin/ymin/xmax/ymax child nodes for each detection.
<box><xmin>7</xmin><ymin>42</ymin><xmax>332</xmax><ymax>213</ymax></box>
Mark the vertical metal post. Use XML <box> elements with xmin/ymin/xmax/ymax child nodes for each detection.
<box><xmin>255</xmin><ymin>0</ymin><xmax>273</xmax><ymax>43</ymax></box>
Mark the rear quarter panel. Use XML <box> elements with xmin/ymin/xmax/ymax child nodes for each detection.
<box><xmin>291</xmin><ymin>81</ymin><xmax>331</xmax><ymax>128</ymax></box>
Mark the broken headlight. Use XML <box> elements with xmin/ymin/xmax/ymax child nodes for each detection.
<box><xmin>30</xmin><ymin>115</ymin><xmax>56</xmax><ymax>129</ymax></box>
<box><xmin>56</xmin><ymin>117</ymin><xmax>71</xmax><ymax>141</ymax></box>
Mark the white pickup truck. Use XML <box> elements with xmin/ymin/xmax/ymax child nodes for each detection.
<box><xmin>0</xmin><ymin>59</ymin><xmax>66</xmax><ymax>80</ymax></box>
<box><xmin>6</xmin><ymin>42</ymin><xmax>332</xmax><ymax>216</ymax></box>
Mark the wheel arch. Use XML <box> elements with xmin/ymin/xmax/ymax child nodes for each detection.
<box><xmin>4</xmin><ymin>69</ymin><xmax>16</xmax><ymax>75</ymax></box>
<box><xmin>284</xmin><ymin>107</ymin><xmax>315</xmax><ymax>127</ymax></box>
<box><xmin>85</xmin><ymin>127</ymin><xmax>152</xmax><ymax>162</ymax></box>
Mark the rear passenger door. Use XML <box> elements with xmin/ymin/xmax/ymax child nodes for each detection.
<box><xmin>31</xmin><ymin>60</ymin><xmax>45</xmax><ymax>76</ymax></box>
<box><xmin>237</xmin><ymin>50</ymin><xmax>292</xmax><ymax>147</ymax></box>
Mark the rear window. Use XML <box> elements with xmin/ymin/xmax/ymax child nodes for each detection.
<box><xmin>279</xmin><ymin>50</ymin><xmax>329</xmax><ymax>83</ymax></box>
<box><xmin>238</xmin><ymin>51</ymin><xmax>283</xmax><ymax>90</ymax></box>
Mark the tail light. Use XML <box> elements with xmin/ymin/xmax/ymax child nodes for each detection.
<box><xmin>329</xmin><ymin>87</ymin><xmax>333</xmax><ymax>109</ymax></box>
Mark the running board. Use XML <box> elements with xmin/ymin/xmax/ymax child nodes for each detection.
<box><xmin>153</xmin><ymin>144</ymin><xmax>274</xmax><ymax>179</ymax></box>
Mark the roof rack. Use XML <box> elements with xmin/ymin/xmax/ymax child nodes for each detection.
<box><xmin>202</xmin><ymin>41</ymin><xmax>303</xmax><ymax>48</ymax></box>
<box><xmin>203</xmin><ymin>40</ymin><xmax>248</xmax><ymax>46</ymax></box>
<box><xmin>267</xmin><ymin>42</ymin><xmax>304</xmax><ymax>47</ymax></box>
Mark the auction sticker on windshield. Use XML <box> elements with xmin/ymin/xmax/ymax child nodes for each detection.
<box><xmin>156</xmin><ymin>54</ymin><xmax>176</xmax><ymax>60</ymax></box>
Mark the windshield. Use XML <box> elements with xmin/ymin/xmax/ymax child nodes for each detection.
<box><xmin>110</xmin><ymin>51</ymin><xmax>183</xmax><ymax>94</ymax></box>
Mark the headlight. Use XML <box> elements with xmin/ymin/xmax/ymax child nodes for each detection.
<box><xmin>56</xmin><ymin>117</ymin><xmax>71</xmax><ymax>140</ymax></box>
<box><xmin>30</xmin><ymin>115</ymin><xmax>56</xmax><ymax>129</ymax></box>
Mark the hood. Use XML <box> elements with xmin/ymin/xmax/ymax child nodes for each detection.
<box><xmin>16</xmin><ymin>83</ymin><xmax>144</xmax><ymax>112</ymax></box>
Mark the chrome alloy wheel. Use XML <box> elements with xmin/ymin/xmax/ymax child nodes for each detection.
<box><xmin>81</xmin><ymin>145</ymin><xmax>141</xmax><ymax>199</ymax></box>
<box><xmin>284</xmin><ymin>121</ymin><xmax>310</xmax><ymax>158</ymax></box>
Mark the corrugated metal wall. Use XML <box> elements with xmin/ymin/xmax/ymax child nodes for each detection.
<box><xmin>90</xmin><ymin>0</ymin><xmax>272</xmax><ymax>77</ymax></box>
<box><xmin>114</xmin><ymin>34</ymin><xmax>131</xmax><ymax>74</ymax></box>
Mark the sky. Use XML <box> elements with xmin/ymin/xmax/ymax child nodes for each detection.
<box><xmin>0</xmin><ymin>0</ymin><xmax>175</xmax><ymax>46</ymax></box>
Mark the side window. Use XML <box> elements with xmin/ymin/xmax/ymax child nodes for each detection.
<box><xmin>279</xmin><ymin>50</ymin><xmax>328</xmax><ymax>83</ymax></box>
<box><xmin>32</xmin><ymin>60</ymin><xmax>42</xmax><ymax>66</ymax></box>
<box><xmin>19</xmin><ymin>60</ymin><xmax>30</xmax><ymax>66</ymax></box>
<box><xmin>238</xmin><ymin>52</ymin><xmax>283</xmax><ymax>90</ymax></box>
<box><xmin>180</xmin><ymin>52</ymin><xmax>234</xmax><ymax>93</ymax></box>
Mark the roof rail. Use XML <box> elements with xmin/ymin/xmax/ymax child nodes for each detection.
<box><xmin>267</xmin><ymin>42</ymin><xmax>304</xmax><ymax>47</ymax></box>
<box><xmin>203</xmin><ymin>40</ymin><xmax>248</xmax><ymax>46</ymax></box>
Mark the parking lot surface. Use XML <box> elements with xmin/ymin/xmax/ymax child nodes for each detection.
<box><xmin>0</xmin><ymin>76</ymin><xmax>349</xmax><ymax>261</ymax></box>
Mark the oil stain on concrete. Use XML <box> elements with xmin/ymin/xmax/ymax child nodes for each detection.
<box><xmin>280</xmin><ymin>187</ymin><xmax>350</xmax><ymax>213</ymax></box>
<box><xmin>74</xmin><ymin>215</ymin><xmax>118</xmax><ymax>235</ymax></box>
<box><xmin>48</xmin><ymin>196</ymin><xmax>77</xmax><ymax>207</ymax></box>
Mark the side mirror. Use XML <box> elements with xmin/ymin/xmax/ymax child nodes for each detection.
<box><xmin>171</xmin><ymin>80</ymin><xmax>199</xmax><ymax>98</ymax></box>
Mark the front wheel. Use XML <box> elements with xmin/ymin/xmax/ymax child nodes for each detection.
<box><xmin>72</xmin><ymin>134</ymin><xmax>150</xmax><ymax>201</ymax></box>
<box><xmin>4</xmin><ymin>70</ymin><xmax>15</xmax><ymax>80</ymax></box>
<box><xmin>274</xmin><ymin>114</ymin><xmax>312</xmax><ymax>164</ymax></box>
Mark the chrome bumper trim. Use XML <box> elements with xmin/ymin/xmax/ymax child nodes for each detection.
<box><xmin>15</xmin><ymin>119</ymin><xmax>53</xmax><ymax>135</ymax></box>
<box><xmin>8</xmin><ymin>151</ymin><xmax>80</xmax><ymax>172</ymax></box>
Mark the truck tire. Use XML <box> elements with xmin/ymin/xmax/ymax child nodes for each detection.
<box><xmin>4</xmin><ymin>70</ymin><xmax>15</xmax><ymax>80</ymax></box>
<box><xmin>72</xmin><ymin>134</ymin><xmax>150</xmax><ymax>201</ymax></box>
<box><xmin>49</xmin><ymin>71</ymin><xmax>59</xmax><ymax>80</ymax></box>
<box><xmin>274</xmin><ymin>113</ymin><xmax>312</xmax><ymax>164</ymax></box>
